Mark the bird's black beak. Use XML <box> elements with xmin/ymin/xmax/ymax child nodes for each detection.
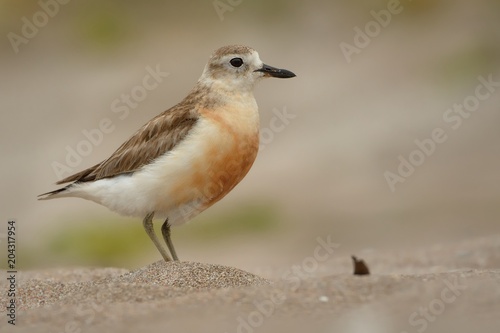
<box><xmin>254</xmin><ymin>64</ymin><xmax>296</xmax><ymax>78</ymax></box>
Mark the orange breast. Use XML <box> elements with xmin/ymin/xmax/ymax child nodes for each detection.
<box><xmin>169</xmin><ymin>107</ymin><xmax>259</xmax><ymax>212</ymax></box>
<box><xmin>202</xmin><ymin>130</ymin><xmax>259</xmax><ymax>207</ymax></box>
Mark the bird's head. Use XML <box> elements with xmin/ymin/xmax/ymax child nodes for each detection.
<box><xmin>199</xmin><ymin>45</ymin><xmax>296</xmax><ymax>92</ymax></box>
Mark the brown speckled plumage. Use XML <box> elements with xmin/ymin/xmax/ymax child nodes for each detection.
<box><xmin>56</xmin><ymin>94</ymin><xmax>201</xmax><ymax>184</ymax></box>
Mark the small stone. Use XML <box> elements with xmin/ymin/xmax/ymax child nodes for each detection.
<box><xmin>318</xmin><ymin>295</ymin><xmax>329</xmax><ymax>302</ymax></box>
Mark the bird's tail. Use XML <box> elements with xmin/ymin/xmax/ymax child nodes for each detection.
<box><xmin>38</xmin><ymin>185</ymin><xmax>72</xmax><ymax>200</ymax></box>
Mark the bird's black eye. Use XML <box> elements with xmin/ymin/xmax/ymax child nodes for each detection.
<box><xmin>230</xmin><ymin>57</ymin><xmax>244</xmax><ymax>68</ymax></box>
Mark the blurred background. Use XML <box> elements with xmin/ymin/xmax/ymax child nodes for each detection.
<box><xmin>0</xmin><ymin>0</ymin><xmax>499</xmax><ymax>270</ymax></box>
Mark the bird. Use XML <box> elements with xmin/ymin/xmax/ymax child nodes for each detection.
<box><xmin>39</xmin><ymin>45</ymin><xmax>296</xmax><ymax>262</ymax></box>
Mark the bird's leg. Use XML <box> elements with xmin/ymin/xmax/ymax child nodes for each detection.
<box><xmin>161</xmin><ymin>219</ymin><xmax>179</xmax><ymax>261</ymax></box>
<box><xmin>142</xmin><ymin>212</ymin><xmax>172</xmax><ymax>262</ymax></box>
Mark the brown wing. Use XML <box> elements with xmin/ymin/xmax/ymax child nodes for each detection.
<box><xmin>56</xmin><ymin>102</ymin><xmax>199</xmax><ymax>184</ymax></box>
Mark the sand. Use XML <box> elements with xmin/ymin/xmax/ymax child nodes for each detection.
<box><xmin>1</xmin><ymin>235</ymin><xmax>499</xmax><ymax>333</ymax></box>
